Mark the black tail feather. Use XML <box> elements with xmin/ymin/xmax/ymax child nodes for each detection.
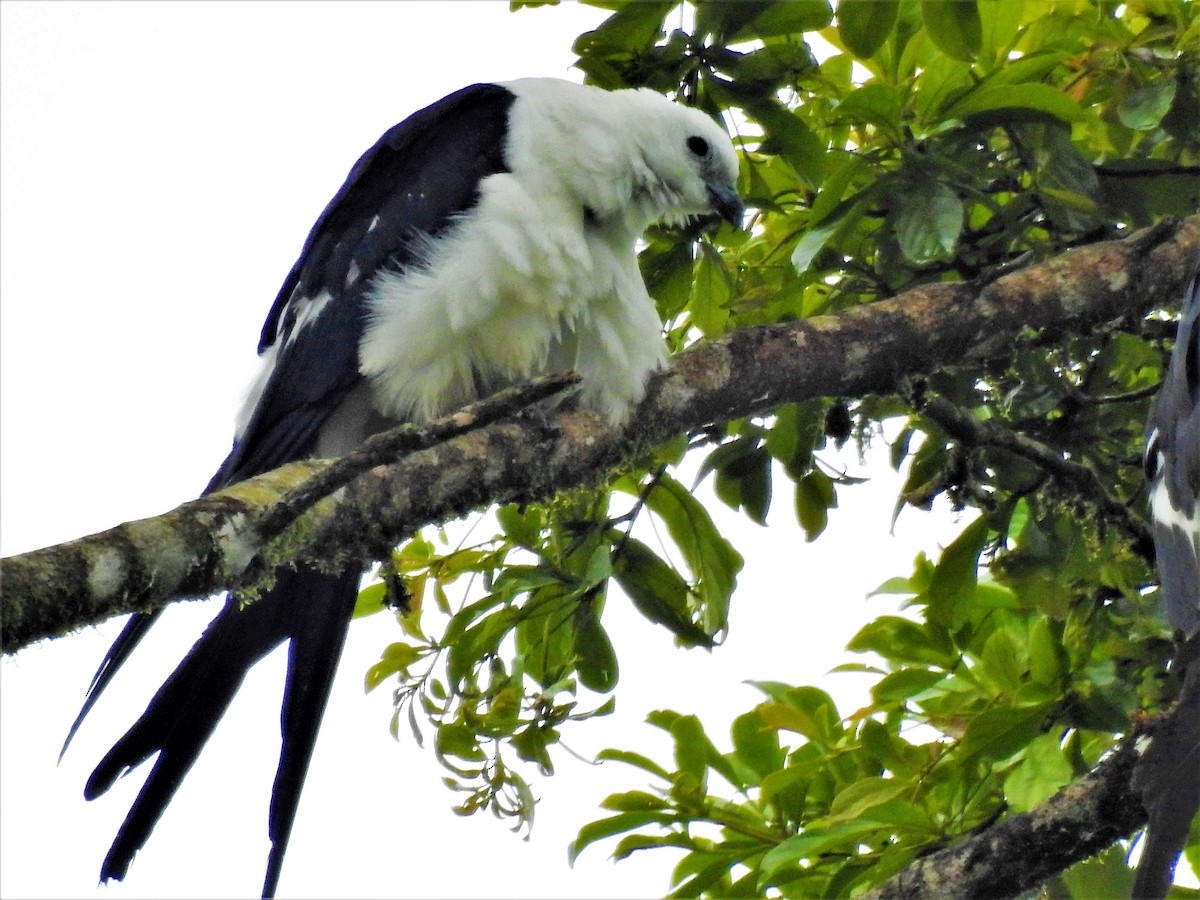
<box><xmin>263</xmin><ymin>569</ymin><xmax>360</xmax><ymax>898</ymax></box>
<box><xmin>60</xmin><ymin>609</ymin><xmax>164</xmax><ymax>762</ymax></box>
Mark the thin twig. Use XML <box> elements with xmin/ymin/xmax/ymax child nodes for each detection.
<box><xmin>917</xmin><ymin>395</ymin><xmax>1153</xmax><ymax>557</ymax></box>
<box><xmin>1068</xmin><ymin>381</ymin><xmax>1161</xmax><ymax>406</ymax></box>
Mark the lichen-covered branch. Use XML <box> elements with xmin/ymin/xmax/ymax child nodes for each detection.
<box><xmin>3</xmin><ymin>215</ymin><xmax>1197</xmax><ymax>654</ymax></box>
<box><xmin>0</xmin><ymin>377</ymin><xmax>579</xmax><ymax>655</ymax></box>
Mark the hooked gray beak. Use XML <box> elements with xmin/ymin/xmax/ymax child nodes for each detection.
<box><xmin>706</xmin><ymin>183</ymin><xmax>745</xmax><ymax>227</ymax></box>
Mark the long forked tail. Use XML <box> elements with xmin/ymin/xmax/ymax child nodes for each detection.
<box><xmin>79</xmin><ymin>567</ymin><xmax>360</xmax><ymax>898</ymax></box>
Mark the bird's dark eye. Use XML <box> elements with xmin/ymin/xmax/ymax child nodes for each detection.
<box><xmin>686</xmin><ymin>135</ymin><xmax>709</xmax><ymax>157</ymax></box>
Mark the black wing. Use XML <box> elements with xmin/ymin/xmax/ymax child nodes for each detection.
<box><xmin>64</xmin><ymin>82</ymin><xmax>516</xmax><ymax>898</ymax></box>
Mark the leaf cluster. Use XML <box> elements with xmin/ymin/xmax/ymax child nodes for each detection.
<box><xmin>357</xmin><ymin>461</ymin><xmax>743</xmax><ymax>828</ymax></box>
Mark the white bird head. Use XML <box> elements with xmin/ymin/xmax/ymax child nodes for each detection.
<box><xmin>504</xmin><ymin>79</ymin><xmax>743</xmax><ymax>236</ymax></box>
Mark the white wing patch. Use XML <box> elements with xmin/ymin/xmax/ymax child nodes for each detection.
<box><xmin>234</xmin><ymin>289</ymin><xmax>333</xmax><ymax>440</ymax></box>
<box><xmin>235</xmin><ymin>341</ymin><xmax>280</xmax><ymax>441</ymax></box>
<box><xmin>1151</xmin><ymin>474</ymin><xmax>1200</xmax><ymax>546</ymax></box>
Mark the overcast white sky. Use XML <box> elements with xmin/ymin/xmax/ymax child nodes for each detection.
<box><xmin>0</xmin><ymin>3</ymin><xmax>970</xmax><ymax>898</ymax></box>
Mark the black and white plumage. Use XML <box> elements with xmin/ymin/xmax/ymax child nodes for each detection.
<box><xmin>1144</xmin><ymin>268</ymin><xmax>1200</xmax><ymax>638</ymax></box>
<box><xmin>1134</xmin><ymin>265</ymin><xmax>1200</xmax><ymax>899</ymax></box>
<box><xmin>60</xmin><ymin>78</ymin><xmax>742</xmax><ymax>898</ymax></box>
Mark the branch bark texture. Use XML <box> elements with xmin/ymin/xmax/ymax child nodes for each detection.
<box><xmin>3</xmin><ymin>215</ymin><xmax>1198</xmax><ymax>654</ymax></box>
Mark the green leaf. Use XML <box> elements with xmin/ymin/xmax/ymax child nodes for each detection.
<box><xmin>672</xmin><ymin>851</ymin><xmax>751</xmax><ymax>897</ymax></box>
<box><xmin>894</xmin><ymin>181</ymin><xmax>962</xmax><ymax>264</ymax></box>
<box><xmin>1027</xmin><ymin>617</ymin><xmax>1062</xmax><ymax>688</ymax></box>
<box><xmin>945</xmin><ymin>83</ymin><xmax>1086</xmax><ymax>125</ymax></box>
<box><xmin>496</xmin><ymin>502</ymin><xmax>546</xmax><ymax>548</ymax></box>
<box><xmin>926</xmin><ymin>514</ymin><xmax>988</xmax><ymax>628</ymax></box>
<box><xmin>897</xmin><ymin>431</ymin><xmax>949</xmax><ymax>516</ymax></box>
<box><xmin>640</xmin><ymin>474</ymin><xmax>743</xmax><ymax>636</ymax></box>
<box><xmin>1117</xmin><ymin>80</ymin><xmax>1177</xmax><ymax>132</ymax></box>
<box><xmin>574</xmin><ymin>599</ymin><xmax>619</xmax><ymax>693</ymax></box>
<box><xmin>364</xmin><ymin>641</ymin><xmax>423</xmax><ymax>693</ymax></box>
<box><xmin>568</xmin><ymin>810</ymin><xmax>680</xmax><ymax>864</ymax></box>
<box><xmin>761</xmin><ymin>820</ymin><xmax>885</xmax><ymax>878</ymax></box>
<box><xmin>958</xmin><ymin>702</ymin><xmax>1053</xmax><ymax>763</ymax></box>
<box><xmin>794</xmin><ymin>469</ymin><xmax>835</xmax><ymax>541</ymax></box>
<box><xmin>511</xmin><ymin>723</ymin><xmax>555</xmax><ymax>772</ymax></box>
<box><xmin>826</xmin><ymin>776</ymin><xmax>909</xmax><ymax>822</ymax></box>
<box><xmin>982</xmin><ymin>51</ymin><xmax>1070</xmax><ymax>88</ymax></box>
<box><xmin>722</xmin><ymin>0</ymin><xmax>833</xmax><ymax>42</ymax></box>
<box><xmin>890</xmin><ymin>426</ymin><xmax>915</xmax><ymax>469</ymax></box>
<box><xmin>790</xmin><ymin>216</ymin><xmax>841</xmax><ymax>275</ymax></box>
<box><xmin>601</xmin><ymin>790</ymin><xmax>669</xmax><ymax>812</ymax></box>
<box><xmin>669</xmin><ymin>713</ymin><xmax>737</xmax><ymax>791</ymax></box>
<box><xmin>1004</xmin><ymin>732</ymin><xmax>1074</xmax><ymax>812</ymax></box>
<box><xmin>756</xmin><ymin>688</ymin><xmax>843</xmax><ymax>747</ymax></box>
<box><xmin>871</xmin><ymin>667</ymin><xmax>947</xmax><ymax>705</ymax></box>
<box><xmin>790</xmin><ymin>192</ymin><xmax>873</xmax><ymax>273</ymax></box>
<box><xmin>978</xmin><ymin>626</ymin><xmax>1024</xmax><ymax>694</ymax></box>
<box><xmin>731</xmin><ymin>710</ymin><xmax>784</xmax><ymax>783</ymax></box>
<box><xmin>643</xmin><ymin>236</ymin><xmax>697</xmax><ymax>321</ymax></box>
<box><xmin>845</xmin><ymin>796</ymin><xmax>938</xmax><ymax>833</ymax></box>
<box><xmin>442</xmin><ymin>591</ymin><xmax>507</xmax><ymax>646</ymax></box>
<box><xmin>921</xmin><ymin>0</ymin><xmax>981</xmax><ymax>62</ymax></box>
<box><xmin>708</xmin><ymin>440</ymin><xmax>772</xmax><ymax>525</ymax></box>
<box><xmin>435</xmin><ymin>722</ymin><xmax>487</xmax><ymax>763</ymax></box>
<box><xmin>611</xmin><ymin>535</ymin><xmax>714</xmax><ymax>646</ymax></box>
<box><xmin>699</xmin><ymin>0</ymin><xmax>831</xmax><ymax>42</ymax></box>
<box><xmin>837</xmin><ymin>0</ymin><xmax>899</xmax><ymax>59</ymax></box>
<box><xmin>971</xmin><ymin>580</ymin><xmax>1019</xmax><ymax>612</ymax></box>
<box><xmin>447</xmin><ymin>606</ymin><xmax>519</xmax><ymax>686</ymax></box>
<box><xmin>848</xmin><ymin>615</ymin><xmax>957</xmax><ymax>669</ymax></box>
<box><xmin>597</xmin><ymin>747</ymin><xmax>673</xmax><ymax>782</ymax></box>
<box><xmin>1059</xmin><ymin>844</ymin><xmax>1137</xmax><ymax>899</ymax></box>
<box><xmin>352</xmin><ymin>581</ymin><xmax>388</xmax><ymax>620</ymax></box>
<box><xmin>691</xmin><ymin>243</ymin><xmax>733</xmax><ymax>337</ymax></box>
<box><xmin>808</xmin><ymin>153</ymin><xmax>867</xmax><ymax>225</ymax></box>
<box><xmin>747</xmin><ymin>99</ymin><xmax>826</xmax><ymax>187</ymax></box>
<box><xmin>837</xmin><ymin>83</ymin><xmax>904</xmax><ymax>135</ymax></box>
<box><xmin>611</xmin><ymin>832</ymin><xmax>693</xmax><ymax>862</ymax></box>
<box><xmin>719</xmin><ymin>42</ymin><xmax>816</xmax><ymax>93</ymax></box>
<box><xmin>572</xmin><ymin>1</ymin><xmax>672</xmax><ymax>57</ymax></box>
<box><xmin>869</xmin><ymin>576</ymin><xmax>917</xmax><ymax>597</ymax></box>
<box><xmin>1040</xmin><ymin>185</ymin><xmax>1099</xmax><ymax>215</ymax></box>
<box><xmin>760</xmin><ymin>766</ymin><xmax>810</xmax><ymax>821</ymax></box>
<box><xmin>490</xmin><ymin>564</ymin><xmax>565</xmax><ymax>599</ymax></box>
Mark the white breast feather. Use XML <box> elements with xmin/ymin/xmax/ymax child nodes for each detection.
<box><xmin>359</xmin><ymin>171</ymin><xmax>667</xmax><ymax>424</ymax></box>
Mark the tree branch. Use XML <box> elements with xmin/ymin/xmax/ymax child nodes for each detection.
<box><xmin>249</xmin><ymin>373</ymin><xmax>581</xmax><ymax>561</ymax></box>
<box><xmin>3</xmin><ymin>215</ymin><xmax>1197</xmax><ymax>654</ymax></box>
<box><xmin>860</xmin><ymin>736</ymin><xmax>1147</xmax><ymax>900</ymax></box>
